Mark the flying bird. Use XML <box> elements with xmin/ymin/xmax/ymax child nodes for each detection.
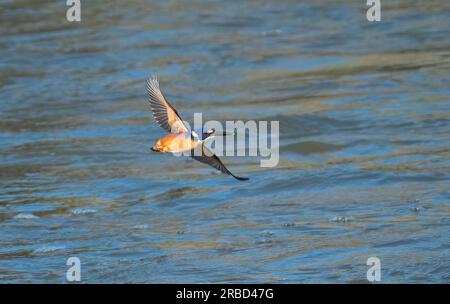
<box><xmin>146</xmin><ymin>76</ymin><xmax>249</xmax><ymax>181</ymax></box>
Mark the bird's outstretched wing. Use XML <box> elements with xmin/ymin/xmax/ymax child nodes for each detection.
<box><xmin>146</xmin><ymin>76</ymin><xmax>188</xmax><ymax>133</ymax></box>
<box><xmin>191</xmin><ymin>144</ymin><xmax>249</xmax><ymax>181</ymax></box>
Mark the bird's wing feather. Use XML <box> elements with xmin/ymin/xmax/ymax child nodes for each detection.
<box><xmin>146</xmin><ymin>76</ymin><xmax>188</xmax><ymax>133</ymax></box>
<box><xmin>191</xmin><ymin>145</ymin><xmax>249</xmax><ymax>181</ymax></box>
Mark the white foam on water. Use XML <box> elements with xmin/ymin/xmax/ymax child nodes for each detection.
<box><xmin>132</xmin><ymin>224</ymin><xmax>149</xmax><ymax>229</ymax></box>
<box><xmin>330</xmin><ymin>216</ymin><xmax>353</xmax><ymax>223</ymax></box>
<box><xmin>14</xmin><ymin>213</ymin><xmax>39</xmax><ymax>219</ymax></box>
<box><xmin>71</xmin><ymin>208</ymin><xmax>96</xmax><ymax>215</ymax></box>
<box><xmin>32</xmin><ymin>245</ymin><xmax>65</xmax><ymax>254</ymax></box>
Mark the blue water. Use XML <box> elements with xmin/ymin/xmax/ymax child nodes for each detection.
<box><xmin>0</xmin><ymin>0</ymin><xmax>450</xmax><ymax>283</ymax></box>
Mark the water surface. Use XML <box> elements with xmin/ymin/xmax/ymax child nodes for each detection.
<box><xmin>1</xmin><ymin>0</ymin><xmax>450</xmax><ymax>283</ymax></box>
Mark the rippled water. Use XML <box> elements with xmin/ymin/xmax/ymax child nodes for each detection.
<box><xmin>1</xmin><ymin>0</ymin><xmax>450</xmax><ymax>283</ymax></box>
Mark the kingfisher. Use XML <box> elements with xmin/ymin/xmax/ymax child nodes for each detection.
<box><xmin>146</xmin><ymin>76</ymin><xmax>249</xmax><ymax>181</ymax></box>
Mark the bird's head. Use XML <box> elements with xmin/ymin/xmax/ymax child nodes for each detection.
<box><xmin>204</xmin><ymin>128</ymin><xmax>216</xmax><ymax>138</ymax></box>
<box><xmin>201</xmin><ymin>128</ymin><xmax>234</xmax><ymax>140</ymax></box>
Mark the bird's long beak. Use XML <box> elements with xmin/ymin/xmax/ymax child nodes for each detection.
<box><xmin>221</xmin><ymin>131</ymin><xmax>234</xmax><ymax>136</ymax></box>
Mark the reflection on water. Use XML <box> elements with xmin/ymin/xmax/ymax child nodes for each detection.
<box><xmin>1</xmin><ymin>0</ymin><xmax>449</xmax><ymax>283</ymax></box>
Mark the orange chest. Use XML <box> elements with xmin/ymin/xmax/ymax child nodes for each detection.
<box><xmin>158</xmin><ymin>133</ymin><xmax>197</xmax><ymax>152</ymax></box>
